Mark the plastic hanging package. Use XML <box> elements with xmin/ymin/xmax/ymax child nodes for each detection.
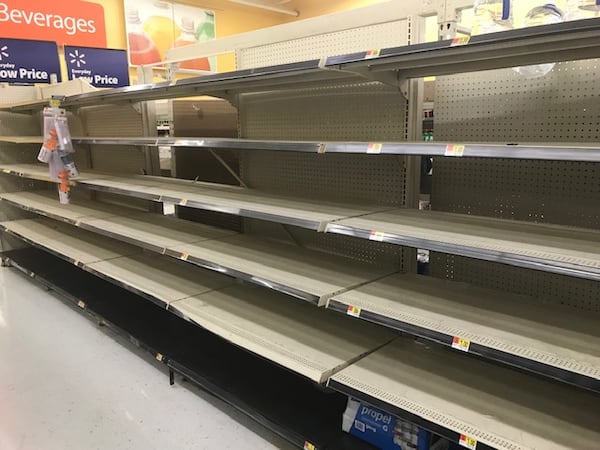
<box><xmin>38</xmin><ymin>106</ymin><xmax>79</xmax><ymax>203</ymax></box>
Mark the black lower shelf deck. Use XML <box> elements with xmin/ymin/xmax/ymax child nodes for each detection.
<box><xmin>3</xmin><ymin>246</ymin><xmax>373</xmax><ymax>450</ymax></box>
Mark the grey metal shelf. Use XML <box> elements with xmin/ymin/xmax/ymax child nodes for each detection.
<box><xmin>0</xmin><ymin>191</ymin><xmax>393</xmax><ymax>306</ymax></box>
<box><xmin>327</xmin><ymin>273</ymin><xmax>600</xmax><ymax>392</ymax></box>
<box><xmin>329</xmin><ymin>338</ymin><xmax>600</xmax><ymax>450</ymax></box>
<box><xmin>72</xmin><ymin>138</ymin><xmax>600</xmax><ymax>162</ymax></box>
<box><xmin>326</xmin><ymin>208</ymin><xmax>600</xmax><ymax>281</ymax></box>
<box><xmin>325</xmin><ymin>18</ymin><xmax>600</xmax><ymax>78</ymax></box>
<box><xmin>5</xmin><ymin>136</ymin><xmax>600</xmax><ymax>162</ymax></box>
<box><xmin>0</xmin><ymin>217</ymin><xmax>395</xmax><ymax>384</ymax></box>
<box><xmin>3</xmin><ymin>19</ymin><xmax>600</xmax><ymax>112</ymax></box>
<box><xmin>2</xmin><ymin>164</ymin><xmax>600</xmax><ymax>282</ymax></box>
<box><xmin>0</xmin><ymin>164</ymin><xmax>387</xmax><ymax>232</ymax></box>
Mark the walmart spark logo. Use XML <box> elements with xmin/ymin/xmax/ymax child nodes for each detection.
<box><xmin>0</xmin><ymin>46</ymin><xmax>8</xmax><ymax>61</ymax></box>
<box><xmin>68</xmin><ymin>49</ymin><xmax>86</xmax><ymax>68</ymax></box>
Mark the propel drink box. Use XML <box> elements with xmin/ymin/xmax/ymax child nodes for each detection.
<box><xmin>342</xmin><ymin>399</ymin><xmax>428</xmax><ymax>450</ymax></box>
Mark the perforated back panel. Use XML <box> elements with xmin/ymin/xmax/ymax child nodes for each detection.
<box><xmin>432</xmin><ymin>59</ymin><xmax>600</xmax><ymax>311</ymax></box>
<box><xmin>240</xmin><ymin>82</ymin><xmax>408</xmax><ymax>141</ymax></box>
<box><xmin>79</xmin><ymin>105</ymin><xmax>147</xmax><ymax>174</ymax></box>
<box><xmin>429</xmin><ymin>252</ymin><xmax>600</xmax><ymax>312</ymax></box>
<box><xmin>237</xmin><ymin>20</ymin><xmax>409</xmax><ymax>69</ymax></box>
<box><xmin>242</xmin><ymin>151</ymin><xmax>406</xmax><ymax>206</ymax></box>
<box><xmin>237</xmin><ymin>20</ymin><xmax>412</xmax><ymax>271</ymax></box>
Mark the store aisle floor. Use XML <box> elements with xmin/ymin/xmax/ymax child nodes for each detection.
<box><xmin>0</xmin><ymin>268</ymin><xmax>293</xmax><ymax>450</ymax></box>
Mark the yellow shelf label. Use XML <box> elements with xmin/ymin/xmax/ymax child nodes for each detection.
<box><xmin>367</xmin><ymin>143</ymin><xmax>383</xmax><ymax>154</ymax></box>
<box><xmin>180</xmin><ymin>253</ymin><xmax>189</xmax><ymax>261</ymax></box>
<box><xmin>77</xmin><ymin>300</ymin><xmax>86</xmax><ymax>309</ymax></box>
<box><xmin>156</xmin><ymin>353</ymin><xmax>164</xmax><ymax>362</ymax></box>
<box><xmin>459</xmin><ymin>434</ymin><xmax>478</xmax><ymax>450</ymax></box>
<box><xmin>452</xmin><ymin>337</ymin><xmax>471</xmax><ymax>352</ymax></box>
<box><xmin>347</xmin><ymin>305</ymin><xmax>362</xmax><ymax>318</ymax></box>
<box><xmin>304</xmin><ymin>442</ymin><xmax>316</xmax><ymax>450</ymax></box>
<box><xmin>365</xmin><ymin>49</ymin><xmax>381</xmax><ymax>59</ymax></box>
<box><xmin>179</xmin><ymin>198</ymin><xmax>188</xmax><ymax>206</ymax></box>
<box><xmin>2</xmin><ymin>169</ymin><xmax>11</xmax><ymax>174</ymax></box>
<box><xmin>445</xmin><ymin>144</ymin><xmax>465</xmax><ymax>157</ymax></box>
<box><xmin>451</xmin><ymin>37</ymin><xmax>471</xmax><ymax>47</ymax></box>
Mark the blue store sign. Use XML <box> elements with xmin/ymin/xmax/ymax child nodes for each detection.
<box><xmin>64</xmin><ymin>46</ymin><xmax>129</xmax><ymax>88</ymax></box>
<box><xmin>0</xmin><ymin>37</ymin><xmax>61</xmax><ymax>84</ymax></box>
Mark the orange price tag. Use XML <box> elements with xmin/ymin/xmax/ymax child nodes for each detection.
<box><xmin>367</xmin><ymin>143</ymin><xmax>383</xmax><ymax>154</ymax></box>
<box><xmin>369</xmin><ymin>231</ymin><xmax>385</xmax><ymax>242</ymax></box>
<box><xmin>445</xmin><ymin>144</ymin><xmax>465</xmax><ymax>157</ymax></box>
<box><xmin>347</xmin><ymin>305</ymin><xmax>362</xmax><ymax>318</ymax></box>
<box><xmin>452</xmin><ymin>337</ymin><xmax>471</xmax><ymax>352</ymax></box>
<box><xmin>459</xmin><ymin>434</ymin><xmax>478</xmax><ymax>450</ymax></box>
<box><xmin>451</xmin><ymin>37</ymin><xmax>471</xmax><ymax>46</ymax></box>
<box><xmin>365</xmin><ymin>49</ymin><xmax>381</xmax><ymax>59</ymax></box>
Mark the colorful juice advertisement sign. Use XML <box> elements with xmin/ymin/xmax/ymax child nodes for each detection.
<box><xmin>124</xmin><ymin>0</ymin><xmax>216</xmax><ymax>71</ymax></box>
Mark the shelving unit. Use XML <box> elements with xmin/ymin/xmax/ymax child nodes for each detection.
<box><xmin>1</xmin><ymin>218</ymin><xmax>395</xmax><ymax>384</ymax></box>
<box><xmin>2</xmin><ymin>246</ymin><xmax>375</xmax><ymax>450</ymax></box>
<box><xmin>0</xmin><ymin>192</ymin><xmax>393</xmax><ymax>305</ymax></box>
<box><xmin>328</xmin><ymin>338</ymin><xmax>600</xmax><ymax>450</ymax></box>
<box><xmin>70</xmin><ymin>137</ymin><xmax>600</xmax><ymax>162</ymax></box>
<box><xmin>2</xmin><ymin>12</ymin><xmax>600</xmax><ymax>450</ymax></box>
<box><xmin>327</xmin><ymin>273</ymin><xmax>600</xmax><ymax>391</ymax></box>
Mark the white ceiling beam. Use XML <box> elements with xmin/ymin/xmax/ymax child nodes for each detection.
<box><xmin>227</xmin><ymin>0</ymin><xmax>299</xmax><ymax>16</ymax></box>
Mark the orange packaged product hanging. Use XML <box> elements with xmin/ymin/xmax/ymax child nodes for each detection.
<box><xmin>57</xmin><ymin>169</ymin><xmax>70</xmax><ymax>205</ymax></box>
<box><xmin>37</xmin><ymin>129</ymin><xmax>58</xmax><ymax>163</ymax></box>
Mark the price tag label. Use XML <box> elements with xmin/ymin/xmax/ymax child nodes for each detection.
<box><xmin>365</xmin><ymin>49</ymin><xmax>381</xmax><ymax>59</ymax></box>
<box><xmin>180</xmin><ymin>253</ymin><xmax>189</xmax><ymax>261</ymax></box>
<box><xmin>77</xmin><ymin>300</ymin><xmax>86</xmax><ymax>309</ymax></box>
<box><xmin>452</xmin><ymin>337</ymin><xmax>471</xmax><ymax>352</ymax></box>
<box><xmin>155</xmin><ymin>353</ymin><xmax>164</xmax><ymax>362</ymax></box>
<box><xmin>451</xmin><ymin>37</ymin><xmax>471</xmax><ymax>47</ymax></box>
<box><xmin>459</xmin><ymin>434</ymin><xmax>478</xmax><ymax>450</ymax></box>
<box><xmin>304</xmin><ymin>442</ymin><xmax>316</xmax><ymax>450</ymax></box>
<box><xmin>367</xmin><ymin>143</ymin><xmax>383</xmax><ymax>154</ymax></box>
<box><xmin>369</xmin><ymin>231</ymin><xmax>385</xmax><ymax>242</ymax></box>
<box><xmin>179</xmin><ymin>198</ymin><xmax>188</xmax><ymax>206</ymax></box>
<box><xmin>445</xmin><ymin>144</ymin><xmax>465</xmax><ymax>157</ymax></box>
<box><xmin>347</xmin><ymin>305</ymin><xmax>362</xmax><ymax>318</ymax></box>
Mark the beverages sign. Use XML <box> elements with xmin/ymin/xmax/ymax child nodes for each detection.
<box><xmin>0</xmin><ymin>0</ymin><xmax>106</xmax><ymax>47</ymax></box>
<box><xmin>65</xmin><ymin>46</ymin><xmax>130</xmax><ymax>88</ymax></box>
<box><xmin>0</xmin><ymin>37</ymin><xmax>61</xmax><ymax>84</ymax></box>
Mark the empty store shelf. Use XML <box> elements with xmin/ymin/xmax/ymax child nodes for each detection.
<box><xmin>327</xmin><ymin>208</ymin><xmax>600</xmax><ymax>281</ymax></box>
<box><xmin>328</xmin><ymin>338</ymin><xmax>600</xmax><ymax>450</ymax></box>
<box><xmin>1</xmin><ymin>218</ymin><xmax>396</xmax><ymax>384</ymax></box>
<box><xmin>0</xmin><ymin>163</ymin><xmax>387</xmax><ymax>231</ymax></box>
<box><xmin>1</xmin><ymin>192</ymin><xmax>394</xmax><ymax>305</ymax></box>
<box><xmin>170</xmin><ymin>284</ymin><xmax>396</xmax><ymax>383</ymax></box>
<box><xmin>328</xmin><ymin>273</ymin><xmax>600</xmax><ymax>390</ymax></box>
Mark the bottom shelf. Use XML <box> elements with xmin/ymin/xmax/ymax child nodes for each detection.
<box><xmin>3</xmin><ymin>246</ymin><xmax>373</xmax><ymax>450</ymax></box>
<box><xmin>329</xmin><ymin>339</ymin><xmax>600</xmax><ymax>450</ymax></box>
